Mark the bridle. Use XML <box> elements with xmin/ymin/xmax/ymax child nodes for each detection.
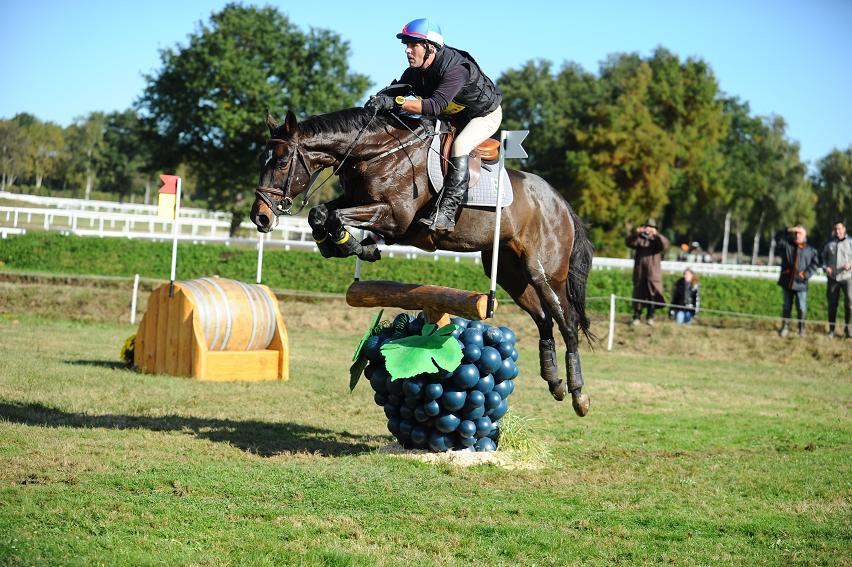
<box><xmin>254</xmin><ymin>111</ymin><xmax>448</xmax><ymax>218</ymax></box>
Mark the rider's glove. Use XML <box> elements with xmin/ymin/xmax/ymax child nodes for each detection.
<box><xmin>365</xmin><ymin>94</ymin><xmax>396</xmax><ymax>113</ymax></box>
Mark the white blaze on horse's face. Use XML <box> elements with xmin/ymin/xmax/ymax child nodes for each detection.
<box><xmin>264</xmin><ymin>149</ymin><xmax>274</xmax><ymax>168</ymax></box>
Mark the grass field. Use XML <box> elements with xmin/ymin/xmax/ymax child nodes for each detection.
<box><xmin>0</xmin><ymin>280</ymin><xmax>850</xmax><ymax>566</ymax></box>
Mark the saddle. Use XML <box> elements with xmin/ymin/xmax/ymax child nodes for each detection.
<box><xmin>439</xmin><ymin>124</ymin><xmax>501</xmax><ymax>188</ymax></box>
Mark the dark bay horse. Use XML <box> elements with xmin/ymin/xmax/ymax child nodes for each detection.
<box><xmin>251</xmin><ymin>108</ymin><xmax>594</xmax><ymax>416</ymax></box>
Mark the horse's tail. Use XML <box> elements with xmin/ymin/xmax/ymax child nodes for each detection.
<box><xmin>567</xmin><ymin>206</ymin><xmax>596</xmax><ymax>347</ymax></box>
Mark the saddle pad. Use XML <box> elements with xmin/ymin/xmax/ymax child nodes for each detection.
<box><xmin>427</xmin><ymin>121</ymin><xmax>514</xmax><ymax>208</ymax></box>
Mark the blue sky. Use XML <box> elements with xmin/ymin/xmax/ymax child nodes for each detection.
<box><xmin>1</xmin><ymin>0</ymin><xmax>850</xmax><ymax>166</ymax></box>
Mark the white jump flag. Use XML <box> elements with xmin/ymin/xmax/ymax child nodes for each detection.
<box><xmin>158</xmin><ymin>174</ymin><xmax>182</xmax><ymax>296</ymax></box>
<box><xmin>488</xmin><ymin>130</ymin><xmax>529</xmax><ymax>318</ymax></box>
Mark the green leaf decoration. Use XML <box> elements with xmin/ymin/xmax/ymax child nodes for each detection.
<box><xmin>349</xmin><ymin>309</ymin><xmax>383</xmax><ymax>392</ymax></box>
<box><xmin>380</xmin><ymin>324</ymin><xmax>463</xmax><ymax>380</ymax></box>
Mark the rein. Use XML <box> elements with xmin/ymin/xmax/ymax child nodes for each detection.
<box><xmin>256</xmin><ymin>111</ymin><xmax>444</xmax><ymax>217</ymax></box>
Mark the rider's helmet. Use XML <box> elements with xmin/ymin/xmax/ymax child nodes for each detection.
<box><xmin>396</xmin><ymin>18</ymin><xmax>444</xmax><ymax>48</ymax></box>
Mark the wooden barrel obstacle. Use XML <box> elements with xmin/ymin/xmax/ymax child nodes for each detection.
<box><xmin>346</xmin><ymin>280</ymin><xmax>496</xmax><ymax>324</ymax></box>
<box><xmin>134</xmin><ymin>277</ymin><xmax>289</xmax><ymax>381</ymax></box>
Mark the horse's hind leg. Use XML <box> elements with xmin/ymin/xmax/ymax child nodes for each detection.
<box><xmin>482</xmin><ymin>248</ymin><xmax>567</xmax><ymax>401</ymax></box>
<box><xmin>523</xmin><ymin>254</ymin><xmax>590</xmax><ymax>417</ymax></box>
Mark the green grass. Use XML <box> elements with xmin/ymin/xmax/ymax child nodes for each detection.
<box><xmin>0</xmin><ymin>283</ymin><xmax>849</xmax><ymax>565</ymax></box>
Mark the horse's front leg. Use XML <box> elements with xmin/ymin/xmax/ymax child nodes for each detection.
<box><xmin>327</xmin><ymin>203</ymin><xmax>400</xmax><ymax>262</ymax></box>
<box><xmin>308</xmin><ymin>202</ymin><xmax>348</xmax><ymax>258</ymax></box>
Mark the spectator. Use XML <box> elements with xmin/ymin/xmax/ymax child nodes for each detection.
<box><xmin>670</xmin><ymin>268</ymin><xmax>700</xmax><ymax>324</ymax></box>
<box><xmin>626</xmin><ymin>218</ymin><xmax>670</xmax><ymax>326</ymax></box>
<box><xmin>820</xmin><ymin>220</ymin><xmax>852</xmax><ymax>338</ymax></box>
<box><xmin>774</xmin><ymin>225</ymin><xmax>820</xmax><ymax>337</ymax></box>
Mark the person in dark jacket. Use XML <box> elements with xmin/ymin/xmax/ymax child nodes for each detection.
<box><xmin>820</xmin><ymin>220</ymin><xmax>852</xmax><ymax>338</ymax></box>
<box><xmin>775</xmin><ymin>225</ymin><xmax>820</xmax><ymax>337</ymax></box>
<box><xmin>670</xmin><ymin>268</ymin><xmax>700</xmax><ymax>324</ymax></box>
<box><xmin>365</xmin><ymin>18</ymin><xmax>503</xmax><ymax>234</ymax></box>
<box><xmin>625</xmin><ymin>218</ymin><xmax>670</xmax><ymax>326</ymax></box>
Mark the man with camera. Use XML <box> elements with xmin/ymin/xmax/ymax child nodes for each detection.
<box><xmin>774</xmin><ymin>225</ymin><xmax>820</xmax><ymax>337</ymax></box>
<box><xmin>626</xmin><ymin>218</ymin><xmax>670</xmax><ymax>326</ymax></box>
<box><xmin>820</xmin><ymin>220</ymin><xmax>852</xmax><ymax>338</ymax></box>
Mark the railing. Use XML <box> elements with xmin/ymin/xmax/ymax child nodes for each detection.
<box><xmin>0</xmin><ymin>201</ymin><xmax>827</xmax><ymax>280</ymax></box>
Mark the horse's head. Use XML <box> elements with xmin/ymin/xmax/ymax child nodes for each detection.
<box><xmin>251</xmin><ymin>110</ymin><xmax>313</xmax><ymax>232</ymax></box>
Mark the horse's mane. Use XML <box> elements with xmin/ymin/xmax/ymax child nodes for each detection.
<box><xmin>293</xmin><ymin>108</ymin><xmax>431</xmax><ymax>139</ymax></box>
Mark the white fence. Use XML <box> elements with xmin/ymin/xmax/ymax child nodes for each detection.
<box><xmin>0</xmin><ymin>195</ymin><xmax>827</xmax><ymax>280</ymax></box>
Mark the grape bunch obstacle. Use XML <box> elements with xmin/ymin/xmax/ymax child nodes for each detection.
<box><xmin>348</xmin><ymin>280</ymin><xmax>521</xmax><ymax>453</ymax></box>
<box><xmin>361</xmin><ymin>313</ymin><xmax>519</xmax><ymax>453</ymax></box>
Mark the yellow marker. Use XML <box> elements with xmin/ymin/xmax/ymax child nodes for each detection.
<box><xmin>395</xmin><ymin>96</ymin><xmax>406</xmax><ymax>106</ymax></box>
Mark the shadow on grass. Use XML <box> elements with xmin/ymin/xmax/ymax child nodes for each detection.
<box><xmin>66</xmin><ymin>359</ymin><xmax>128</xmax><ymax>370</ymax></box>
<box><xmin>0</xmin><ymin>401</ymin><xmax>374</xmax><ymax>457</ymax></box>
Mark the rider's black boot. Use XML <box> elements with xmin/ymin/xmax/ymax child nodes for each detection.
<box><xmin>420</xmin><ymin>155</ymin><xmax>469</xmax><ymax>233</ymax></box>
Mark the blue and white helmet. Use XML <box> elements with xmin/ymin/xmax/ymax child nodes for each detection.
<box><xmin>396</xmin><ymin>18</ymin><xmax>444</xmax><ymax>47</ymax></box>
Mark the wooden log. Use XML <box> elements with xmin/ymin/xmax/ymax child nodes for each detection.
<box><xmin>346</xmin><ymin>280</ymin><xmax>494</xmax><ymax>321</ymax></box>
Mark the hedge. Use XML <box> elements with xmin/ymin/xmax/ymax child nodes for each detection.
<box><xmin>0</xmin><ymin>232</ymin><xmax>829</xmax><ymax>321</ymax></box>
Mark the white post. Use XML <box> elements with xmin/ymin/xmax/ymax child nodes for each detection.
<box><xmin>256</xmin><ymin>231</ymin><xmax>265</xmax><ymax>284</ymax></box>
<box><xmin>607</xmin><ymin>293</ymin><xmax>616</xmax><ymax>351</ymax></box>
<box><xmin>354</xmin><ymin>229</ymin><xmax>365</xmax><ymax>282</ymax></box>
<box><xmin>487</xmin><ymin>131</ymin><xmax>508</xmax><ymax>318</ymax></box>
<box><xmin>130</xmin><ymin>273</ymin><xmax>140</xmax><ymax>324</ymax></box>
<box><xmin>168</xmin><ymin>177</ymin><xmax>182</xmax><ymax>297</ymax></box>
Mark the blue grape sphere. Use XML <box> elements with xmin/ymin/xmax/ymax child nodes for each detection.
<box><xmin>466</xmin><ymin>390</ymin><xmax>485</xmax><ymax>407</ymax></box>
<box><xmin>461</xmin><ymin>328</ymin><xmax>484</xmax><ymax>348</ymax></box>
<box><xmin>399</xmin><ymin>405</ymin><xmax>414</xmax><ymax>420</ymax></box>
<box><xmin>474</xmin><ymin>374</ymin><xmax>495</xmax><ymax>394</ymax></box>
<box><xmin>436</xmin><ymin>413</ymin><xmax>461</xmax><ymax>433</ymax></box>
<box><xmin>402</xmin><ymin>379</ymin><xmax>423</xmax><ymax>398</ymax></box>
<box><xmin>484</xmin><ymin>327</ymin><xmax>505</xmax><ymax>346</ymax></box>
<box><xmin>440</xmin><ymin>390</ymin><xmax>467</xmax><ymax>412</ymax></box>
<box><xmin>484</xmin><ymin>391</ymin><xmax>502</xmax><ymax>412</ymax></box>
<box><xmin>424</xmin><ymin>382</ymin><xmax>443</xmax><ymax>400</ymax></box>
<box><xmin>428</xmin><ymin>431</ymin><xmax>452</xmax><ymax>452</ymax></box>
<box><xmin>452</xmin><ymin>364</ymin><xmax>480</xmax><ymax>389</ymax></box>
<box><xmin>461</xmin><ymin>343</ymin><xmax>482</xmax><ymax>363</ymax></box>
<box><xmin>374</xmin><ymin>392</ymin><xmax>388</xmax><ymax>407</ymax></box>
<box><xmin>399</xmin><ymin>419</ymin><xmax>414</xmax><ymax>438</ymax></box>
<box><xmin>490</xmin><ymin>399</ymin><xmax>509</xmax><ymax>421</ymax></box>
<box><xmin>387</xmin><ymin>417</ymin><xmax>401</xmax><ymax>435</ymax></box>
<box><xmin>496</xmin><ymin>341</ymin><xmax>514</xmax><ymax>359</ymax></box>
<box><xmin>476</xmin><ymin>347</ymin><xmax>502</xmax><ymax>375</ymax></box>
<box><xmin>475</xmin><ymin>437</ymin><xmax>497</xmax><ymax>452</ymax></box>
<box><xmin>498</xmin><ymin>327</ymin><xmax>516</xmax><ymax>345</ymax></box>
<box><xmin>363</xmin><ymin>335</ymin><xmax>383</xmax><ymax>361</ymax></box>
<box><xmin>384</xmin><ymin>405</ymin><xmax>400</xmax><ymax>419</ymax></box>
<box><xmin>450</xmin><ymin>317</ymin><xmax>469</xmax><ymax>329</ymax></box>
<box><xmin>414</xmin><ymin>405</ymin><xmax>429</xmax><ymax>423</ymax></box>
<box><xmin>386</xmin><ymin>394</ymin><xmax>403</xmax><ymax>407</ymax></box>
<box><xmin>467</xmin><ymin>320</ymin><xmax>486</xmax><ymax>332</ymax></box>
<box><xmin>511</xmin><ymin>347</ymin><xmax>519</xmax><ymax>361</ymax></box>
<box><xmin>493</xmin><ymin>379</ymin><xmax>515</xmax><ymax>399</ymax></box>
<box><xmin>458</xmin><ymin>420</ymin><xmax>477</xmax><ymax>438</ymax></box>
<box><xmin>424</xmin><ymin>400</ymin><xmax>441</xmax><ymax>417</ymax></box>
<box><xmin>410</xmin><ymin>425</ymin><xmax>428</xmax><ymax>445</ymax></box>
<box><xmin>474</xmin><ymin>416</ymin><xmax>494</xmax><ymax>438</ymax></box>
<box><xmin>493</xmin><ymin>357</ymin><xmax>516</xmax><ymax>383</ymax></box>
<box><xmin>460</xmin><ymin>435</ymin><xmax>477</xmax><ymax>448</ymax></box>
<box><xmin>462</xmin><ymin>405</ymin><xmax>486</xmax><ymax>420</ymax></box>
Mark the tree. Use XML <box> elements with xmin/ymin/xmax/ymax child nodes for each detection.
<box><xmin>0</xmin><ymin>119</ymin><xmax>27</xmax><ymax>189</ymax></box>
<box><xmin>23</xmin><ymin>119</ymin><xmax>65</xmax><ymax>188</ymax></box>
<box><xmin>137</xmin><ymin>3</ymin><xmax>370</xmax><ymax>234</ymax></box>
<box><xmin>812</xmin><ymin>146</ymin><xmax>852</xmax><ymax>242</ymax></box>
<box><xmin>97</xmin><ymin>110</ymin><xmax>153</xmax><ymax>201</ymax></box>
<box><xmin>65</xmin><ymin>112</ymin><xmax>106</xmax><ymax>199</ymax></box>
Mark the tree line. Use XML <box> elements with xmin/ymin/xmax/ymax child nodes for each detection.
<box><xmin>1</xmin><ymin>3</ymin><xmax>849</xmax><ymax>254</ymax></box>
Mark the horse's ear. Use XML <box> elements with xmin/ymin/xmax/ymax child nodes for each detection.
<box><xmin>265</xmin><ymin>113</ymin><xmax>279</xmax><ymax>135</ymax></box>
<box><xmin>283</xmin><ymin>110</ymin><xmax>298</xmax><ymax>135</ymax></box>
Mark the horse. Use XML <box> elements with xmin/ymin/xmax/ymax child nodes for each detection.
<box><xmin>251</xmin><ymin>108</ymin><xmax>594</xmax><ymax>417</ymax></box>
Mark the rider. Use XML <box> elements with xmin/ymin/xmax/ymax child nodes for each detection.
<box><xmin>365</xmin><ymin>18</ymin><xmax>503</xmax><ymax>233</ymax></box>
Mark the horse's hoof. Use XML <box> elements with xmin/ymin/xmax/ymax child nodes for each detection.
<box><xmin>359</xmin><ymin>243</ymin><xmax>381</xmax><ymax>262</ymax></box>
<box><xmin>572</xmin><ymin>392</ymin><xmax>590</xmax><ymax>417</ymax></box>
<box><xmin>549</xmin><ymin>380</ymin><xmax>567</xmax><ymax>401</ymax></box>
